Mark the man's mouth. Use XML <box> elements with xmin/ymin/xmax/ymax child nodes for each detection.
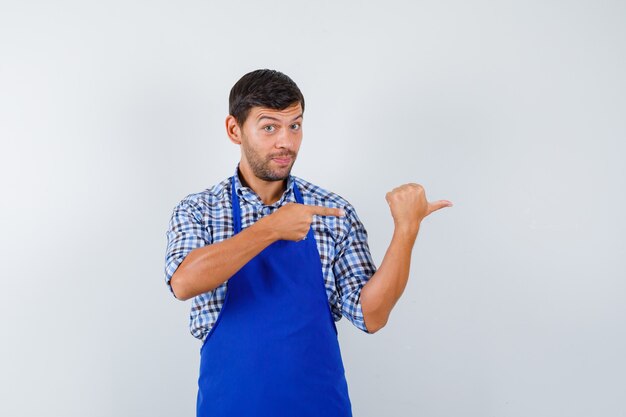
<box><xmin>271</xmin><ymin>155</ymin><xmax>293</xmax><ymax>165</ymax></box>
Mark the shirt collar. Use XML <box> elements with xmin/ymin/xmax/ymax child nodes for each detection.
<box><xmin>233</xmin><ymin>163</ymin><xmax>295</xmax><ymax>207</ymax></box>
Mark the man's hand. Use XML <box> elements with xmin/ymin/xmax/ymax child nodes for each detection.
<box><xmin>385</xmin><ymin>183</ymin><xmax>453</xmax><ymax>232</ymax></box>
<box><xmin>360</xmin><ymin>184</ymin><xmax>452</xmax><ymax>332</ymax></box>
<box><xmin>263</xmin><ymin>203</ymin><xmax>345</xmax><ymax>241</ymax></box>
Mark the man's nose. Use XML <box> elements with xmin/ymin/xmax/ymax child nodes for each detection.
<box><xmin>274</xmin><ymin>128</ymin><xmax>293</xmax><ymax>149</ymax></box>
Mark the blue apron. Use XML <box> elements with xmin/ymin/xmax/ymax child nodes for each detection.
<box><xmin>196</xmin><ymin>175</ymin><xmax>353</xmax><ymax>417</ymax></box>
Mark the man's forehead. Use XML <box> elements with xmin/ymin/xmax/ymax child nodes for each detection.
<box><xmin>251</xmin><ymin>103</ymin><xmax>303</xmax><ymax>120</ymax></box>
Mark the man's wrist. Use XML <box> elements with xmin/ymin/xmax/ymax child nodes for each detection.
<box><xmin>251</xmin><ymin>216</ymin><xmax>279</xmax><ymax>244</ymax></box>
<box><xmin>393</xmin><ymin>222</ymin><xmax>420</xmax><ymax>240</ymax></box>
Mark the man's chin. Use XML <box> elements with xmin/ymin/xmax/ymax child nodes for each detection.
<box><xmin>262</xmin><ymin>167</ymin><xmax>293</xmax><ymax>182</ymax></box>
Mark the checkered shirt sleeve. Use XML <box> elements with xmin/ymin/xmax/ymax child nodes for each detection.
<box><xmin>333</xmin><ymin>204</ymin><xmax>377</xmax><ymax>333</ymax></box>
<box><xmin>164</xmin><ymin>198</ymin><xmax>211</xmax><ymax>299</ymax></box>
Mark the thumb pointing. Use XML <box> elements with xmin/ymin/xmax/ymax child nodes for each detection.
<box><xmin>428</xmin><ymin>200</ymin><xmax>453</xmax><ymax>214</ymax></box>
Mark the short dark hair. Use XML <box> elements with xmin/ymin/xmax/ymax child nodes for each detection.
<box><xmin>229</xmin><ymin>69</ymin><xmax>305</xmax><ymax>126</ymax></box>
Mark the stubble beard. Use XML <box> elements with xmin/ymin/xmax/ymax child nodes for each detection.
<box><xmin>243</xmin><ymin>143</ymin><xmax>297</xmax><ymax>182</ymax></box>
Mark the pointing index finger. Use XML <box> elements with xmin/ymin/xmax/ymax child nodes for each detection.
<box><xmin>304</xmin><ymin>204</ymin><xmax>346</xmax><ymax>217</ymax></box>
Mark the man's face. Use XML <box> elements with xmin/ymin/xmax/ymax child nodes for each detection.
<box><xmin>238</xmin><ymin>102</ymin><xmax>303</xmax><ymax>182</ymax></box>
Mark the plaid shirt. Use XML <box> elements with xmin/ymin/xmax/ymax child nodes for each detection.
<box><xmin>164</xmin><ymin>164</ymin><xmax>377</xmax><ymax>342</ymax></box>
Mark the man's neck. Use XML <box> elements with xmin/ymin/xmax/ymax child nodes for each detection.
<box><xmin>238</xmin><ymin>164</ymin><xmax>287</xmax><ymax>206</ymax></box>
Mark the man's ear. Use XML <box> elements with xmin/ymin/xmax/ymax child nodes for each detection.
<box><xmin>226</xmin><ymin>115</ymin><xmax>242</xmax><ymax>145</ymax></box>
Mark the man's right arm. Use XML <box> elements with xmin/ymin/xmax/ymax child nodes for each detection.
<box><xmin>170</xmin><ymin>216</ymin><xmax>277</xmax><ymax>301</ymax></box>
<box><xmin>167</xmin><ymin>201</ymin><xmax>344</xmax><ymax>301</ymax></box>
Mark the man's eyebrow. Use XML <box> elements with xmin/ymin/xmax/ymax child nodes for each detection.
<box><xmin>256</xmin><ymin>114</ymin><xmax>304</xmax><ymax>123</ymax></box>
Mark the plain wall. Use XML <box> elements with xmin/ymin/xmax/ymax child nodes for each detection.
<box><xmin>1</xmin><ymin>1</ymin><xmax>625</xmax><ymax>416</ymax></box>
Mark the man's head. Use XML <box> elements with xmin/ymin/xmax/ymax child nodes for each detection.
<box><xmin>228</xmin><ymin>69</ymin><xmax>305</xmax><ymax>127</ymax></box>
<box><xmin>226</xmin><ymin>69</ymin><xmax>305</xmax><ymax>182</ymax></box>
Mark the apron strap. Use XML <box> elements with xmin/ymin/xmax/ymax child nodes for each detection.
<box><xmin>231</xmin><ymin>174</ymin><xmax>302</xmax><ymax>234</ymax></box>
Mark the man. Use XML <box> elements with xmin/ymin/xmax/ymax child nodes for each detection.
<box><xmin>164</xmin><ymin>69</ymin><xmax>453</xmax><ymax>417</ymax></box>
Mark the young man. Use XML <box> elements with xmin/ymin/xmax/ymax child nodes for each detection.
<box><xmin>164</xmin><ymin>69</ymin><xmax>452</xmax><ymax>417</ymax></box>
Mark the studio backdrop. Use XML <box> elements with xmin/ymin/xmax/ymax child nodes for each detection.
<box><xmin>1</xmin><ymin>1</ymin><xmax>624</xmax><ymax>416</ymax></box>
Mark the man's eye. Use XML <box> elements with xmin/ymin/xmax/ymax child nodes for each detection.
<box><xmin>291</xmin><ymin>123</ymin><xmax>301</xmax><ymax>130</ymax></box>
<box><xmin>264</xmin><ymin>125</ymin><xmax>275</xmax><ymax>132</ymax></box>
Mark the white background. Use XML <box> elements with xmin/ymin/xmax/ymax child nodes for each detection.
<box><xmin>1</xmin><ymin>1</ymin><xmax>625</xmax><ymax>416</ymax></box>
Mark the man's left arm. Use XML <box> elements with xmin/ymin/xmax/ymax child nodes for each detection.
<box><xmin>360</xmin><ymin>183</ymin><xmax>453</xmax><ymax>333</ymax></box>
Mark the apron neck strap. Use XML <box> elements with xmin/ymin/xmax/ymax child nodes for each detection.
<box><xmin>231</xmin><ymin>174</ymin><xmax>302</xmax><ymax>234</ymax></box>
